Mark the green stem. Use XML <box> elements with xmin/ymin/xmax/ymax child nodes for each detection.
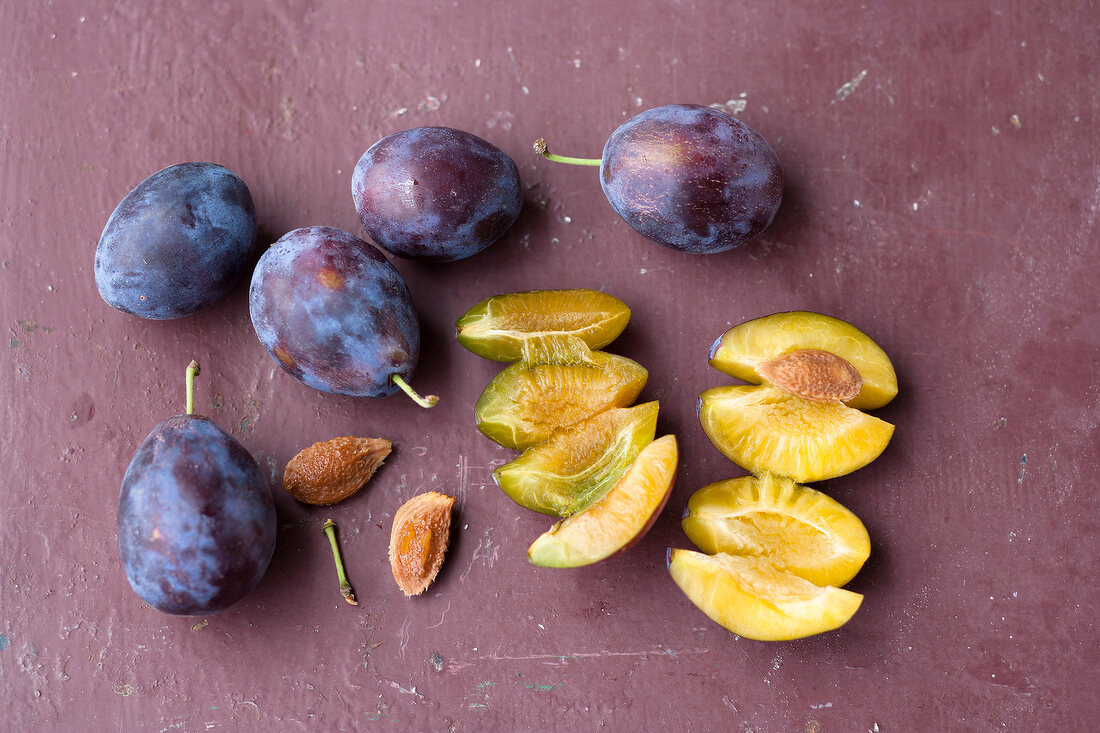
<box><xmin>185</xmin><ymin>360</ymin><xmax>200</xmax><ymax>415</ymax></box>
<box><xmin>533</xmin><ymin>138</ymin><xmax>601</xmax><ymax>166</ymax></box>
<box><xmin>391</xmin><ymin>374</ymin><xmax>438</xmax><ymax>408</ymax></box>
<box><xmin>322</xmin><ymin>519</ymin><xmax>357</xmax><ymax>605</ymax></box>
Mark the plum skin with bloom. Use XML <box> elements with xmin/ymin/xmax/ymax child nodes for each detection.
<box><xmin>249</xmin><ymin>226</ymin><xmax>421</xmax><ymax>398</ymax></box>
<box><xmin>352</xmin><ymin>126</ymin><xmax>523</xmax><ymax>262</ymax></box>
<box><xmin>117</xmin><ymin>415</ymin><xmax>276</xmax><ymax>615</ymax></box>
<box><xmin>599</xmin><ymin>104</ymin><xmax>783</xmax><ymax>255</ymax></box>
<box><xmin>94</xmin><ymin>162</ymin><xmax>257</xmax><ymax>319</ymax></box>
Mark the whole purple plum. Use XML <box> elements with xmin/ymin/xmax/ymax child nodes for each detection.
<box><xmin>599</xmin><ymin>105</ymin><xmax>782</xmax><ymax>254</ymax></box>
<box><xmin>351</xmin><ymin>127</ymin><xmax>523</xmax><ymax>262</ymax></box>
<box><xmin>249</xmin><ymin>226</ymin><xmax>432</xmax><ymax>403</ymax></box>
<box><xmin>118</xmin><ymin>364</ymin><xmax>276</xmax><ymax>615</ymax></box>
<box><xmin>95</xmin><ymin>162</ymin><xmax>257</xmax><ymax>319</ymax></box>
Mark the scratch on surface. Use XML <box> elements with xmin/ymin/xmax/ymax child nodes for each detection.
<box><xmin>736</xmin><ymin>640</ymin><xmax>766</xmax><ymax>681</ymax></box>
<box><xmin>506</xmin><ymin>46</ymin><xmax>529</xmax><ymax>94</ymax></box>
<box><xmin>427</xmin><ymin>602</ymin><xmax>451</xmax><ymax>629</ymax></box>
<box><xmin>0</xmin><ymin>505</ymin><xmax>111</xmax><ymax>526</ymax></box>
<box><xmin>447</xmin><ymin>646</ymin><xmax>710</xmax><ymax>671</ymax></box>
<box><xmin>460</xmin><ymin>528</ymin><xmax>499</xmax><ymax>581</ymax></box>
<box><xmin>834</xmin><ymin>69</ymin><xmax>868</xmax><ymax>102</ymax></box>
<box><xmin>918</xmin><ymin>227</ymin><xmax>1019</xmax><ymax>249</ymax></box>
<box><xmin>387</xmin><ymin>680</ymin><xmax>424</xmax><ymax>699</ymax></box>
<box><xmin>1017</xmin><ymin>454</ymin><xmax>1028</xmax><ymax>484</ymax></box>
<box><xmin>398</xmin><ymin>618</ymin><xmax>411</xmax><ymax>659</ymax></box>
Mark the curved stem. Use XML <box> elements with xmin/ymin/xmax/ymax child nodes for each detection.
<box><xmin>322</xmin><ymin>519</ymin><xmax>358</xmax><ymax>606</ymax></box>
<box><xmin>533</xmin><ymin>138</ymin><xmax>601</xmax><ymax>167</ymax></box>
<box><xmin>391</xmin><ymin>374</ymin><xmax>438</xmax><ymax>408</ymax></box>
<box><xmin>185</xmin><ymin>360</ymin><xmax>200</xmax><ymax>415</ymax></box>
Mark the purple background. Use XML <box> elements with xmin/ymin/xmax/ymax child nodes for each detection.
<box><xmin>2</xmin><ymin>1</ymin><xmax>1097</xmax><ymax>730</ymax></box>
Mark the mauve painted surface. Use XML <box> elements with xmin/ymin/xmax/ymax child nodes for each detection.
<box><xmin>1</xmin><ymin>1</ymin><xmax>1097</xmax><ymax>731</ymax></box>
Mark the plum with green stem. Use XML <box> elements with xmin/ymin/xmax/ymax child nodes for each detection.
<box><xmin>117</xmin><ymin>361</ymin><xmax>277</xmax><ymax>615</ymax></box>
<box><xmin>535</xmin><ymin>104</ymin><xmax>783</xmax><ymax>254</ymax></box>
<box><xmin>249</xmin><ymin>226</ymin><xmax>437</xmax><ymax>407</ymax></box>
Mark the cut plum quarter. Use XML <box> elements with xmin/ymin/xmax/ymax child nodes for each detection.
<box><xmin>682</xmin><ymin>473</ymin><xmax>870</xmax><ymax>587</ymax></box>
<box><xmin>708</xmin><ymin>311</ymin><xmax>897</xmax><ymax>410</ymax></box>
<box><xmin>529</xmin><ymin>435</ymin><xmax>677</xmax><ymax>567</ymax></box>
<box><xmin>456</xmin><ymin>289</ymin><xmax>630</xmax><ymax>363</ymax></box>
<box><xmin>667</xmin><ymin>550</ymin><xmax>863</xmax><ymax>641</ymax></box>
<box><xmin>698</xmin><ymin>385</ymin><xmax>893</xmax><ymax>483</ymax></box>
<box><xmin>493</xmin><ymin>402</ymin><xmax>659</xmax><ymax>517</ymax></box>
<box><xmin>475</xmin><ymin>351</ymin><xmax>648</xmax><ymax>450</ymax></box>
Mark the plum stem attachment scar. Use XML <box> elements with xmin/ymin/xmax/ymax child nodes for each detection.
<box><xmin>322</xmin><ymin>519</ymin><xmax>358</xmax><ymax>605</ymax></box>
<box><xmin>391</xmin><ymin>374</ymin><xmax>438</xmax><ymax>408</ymax></box>
<box><xmin>533</xmin><ymin>138</ymin><xmax>601</xmax><ymax>167</ymax></box>
<box><xmin>185</xmin><ymin>360</ymin><xmax>200</xmax><ymax>415</ymax></box>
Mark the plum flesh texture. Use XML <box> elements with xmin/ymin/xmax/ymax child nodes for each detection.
<box><xmin>94</xmin><ymin>162</ymin><xmax>257</xmax><ymax>319</ymax></box>
<box><xmin>668</xmin><ymin>550</ymin><xmax>863</xmax><ymax>641</ymax></box>
<box><xmin>117</xmin><ymin>415</ymin><xmax>276</xmax><ymax>615</ymax></box>
<box><xmin>457</xmin><ymin>289</ymin><xmax>631</xmax><ymax>363</ymax></box>
<box><xmin>528</xmin><ymin>435</ymin><xmax>678</xmax><ymax>568</ymax></box>
<box><xmin>249</xmin><ymin>226</ymin><xmax>420</xmax><ymax>397</ymax></box>
<box><xmin>475</xmin><ymin>351</ymin><xmax>649</xmax><ymax>450</ymax></box>
<box><xmin>352</xmin><ymin>127</ymin><xmax>523</xmax><ymax>262</ymax></box>
<box><xmin>681</xmin><ymin>473</ymin><xmax>870</xmax><ymax>588</ymax></box>
<box><xmin>708</xmin><ymin>311</ymin><xmax>898</xmax><ymax>410</ymax></box>
<box><xmin>600</xmin><ymin>104</ymin><xmax>782</xmax><ymax>254</ymax></box>
<box><xmin>493</xmin><ymin>402</ymin><xmax>659</xmax><ymax>517</ymax></box>
<box><xmin>698</xmin><ymin>385</ymin><xmax>894</xmax><ymax>483</ymax></box>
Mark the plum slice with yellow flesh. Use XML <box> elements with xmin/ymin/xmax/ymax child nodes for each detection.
<box><xmin>493</xmin><ymin>401</ymin><xmax>659</xmax><ymax>517</ymax></box>
<box><xmin>698</xmin><ymin>385</ymin><xmax>893</xmax><ymax>483</ymax></box>
<box><xmin>668</xmin><ymin>549</ymin><xmax>863</xmax><ymax>641</ymax></box>
<box><xmin>456</xmin><ymin>288</ymin><xmax>630</xmax><ymax>362</ymax></box>
<box><xmin>475</xmin><ymin>351</ymin><xmax>648</xmax><ymax>450</ymax></box>
<box><xmin>682</xmin><ymin>473</ymin><xmax>870</xmax><ymax>587</ymax></box>
<box><xmin>529</xmin><ymin>435</ymin><xmax>677</xmax><ymax>567</ymax></box>
<box><xmin>708</xmin><ymin>311</ymin><xmax>897</xmax><ymax>410</ymax></box>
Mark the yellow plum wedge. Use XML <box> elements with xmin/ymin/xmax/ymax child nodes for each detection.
<box><xmin>529</xmin><ymin>435</ymin><xmax>678</xmax><ymax>567</ymax></box>
<box><xmin>475</xmin><ymin>351</ymin><xmax>648</xmax><ymax>450</ymax></box>
<box><xmin>698</xmin><ymin>385</ymin><xmax>893</xmax><ymax>483</ymax></box>
<box><xmin>708</xmin><ymin>310</ymin><xmax>897</xmax><ymax>410</ymax></box>
<box><xmin>493</xmin><ymin>402</ymin><xmax>659</xmax><ymax>517</ymax></box>
<box><xmin>681</xmin><ymin>473</ymin><xmax>870</xmax><ymax>587</ymax></box>
<box><xmin>668</xmin><ymin>549</ymin><xmax>863</xmax><ymax>641</ymax></box>
<box><xmin>457</xmin><ymin>289</ymin><xmax>631</xmax><ymax>362</ymax></box>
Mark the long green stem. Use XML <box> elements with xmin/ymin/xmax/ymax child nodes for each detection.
<box><xmin>533</xmin><ymin>138</ymin><xmax>601</xmax><ymax>166</ymax></box>
<box><xmin>322</xmin><ymin>519</ymin><xmax>357</xmax><ymax>605</ymax></box>
<box><xmin>391</xmin><ymin>374</ymin><xmax>438</xmax><ymax>408</ymax></box>
<box><xmin>185</xmin><ymin>360</ymin><xmax>200</xmax><ymax>415</ymax></box>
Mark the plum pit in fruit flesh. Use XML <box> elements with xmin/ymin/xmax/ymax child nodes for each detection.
<box><xmin>708</xmin><ymin>310</ymin><xmax>897</xmax><ymax>410</ymax></box>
